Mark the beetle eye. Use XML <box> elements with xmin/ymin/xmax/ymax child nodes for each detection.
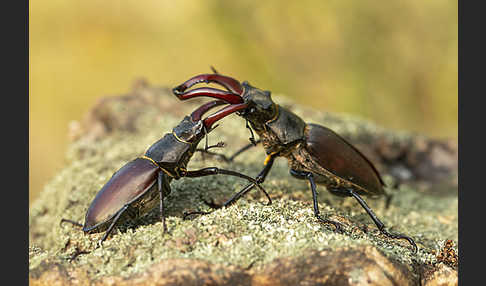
<box><xmin>179</xmin><ymin>168</ymin><xmax>187</xmax><ymax>176</ymax></box>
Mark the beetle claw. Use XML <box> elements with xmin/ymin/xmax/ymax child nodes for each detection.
<box><xmin>334</xmin><ymin>224</ymin><xmax>344</xmax><ymax>234</ymax></box>
<box><xmin>317</xmin><ymin>216</ymin><xmax>343</xmax><ymax>233</ymax></box>
<box><xmin>380</xmin><ymin>229</ymin><xmax>418</xmax><ymax>253</ymax></box>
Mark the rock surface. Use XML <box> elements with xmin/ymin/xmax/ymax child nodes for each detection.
<box><xmin>29</xmin><ymin>79</ymin><xmax>458</xmax><ymax>285</ymax></box>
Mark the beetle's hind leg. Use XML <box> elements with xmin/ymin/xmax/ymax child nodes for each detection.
<box><xmin>289</xmin><ymin>169</ymin><xmax>343</xmax><ymax>233</ymax></box>
<box><xmin>92</xmin><ymin>204</ymin><xmax>130</xmax><ymax>248</ymax></box>
<box><xmin>334</xmin><ymin>187</ymin><xmax>418</xmax><ymax>253</ymax></box>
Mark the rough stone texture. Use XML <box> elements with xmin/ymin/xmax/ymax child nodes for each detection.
<box><xmin>29</xmin><ymin>79</ymin><xmax>458</xmax><ymax>285</ymax></box>
<box><xmin>419</xmin><ymin>263</ymin><xmax>458</xmax><ymax>286</ymax></box>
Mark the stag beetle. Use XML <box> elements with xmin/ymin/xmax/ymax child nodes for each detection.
<box><xmin>172</xmin><ymin>72</ymin><xmax>418</xmax><ymax>253</ymax></box>
<box><xmin>61</xmin><ymin>100</ymin><xmax>271</xmax><ymax>245</ymax></box>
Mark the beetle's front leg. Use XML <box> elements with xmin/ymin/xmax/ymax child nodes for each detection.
<box><xmin>182</xmin><ymin>167</ymin><xmax>269</xmax><ymax>198</ymax></box>
<box><xmin>195</xmin><ymin>141</ymin><xmax>232</xmax><ymax>162</ymax></box>
<box><xmin>181</xmin><ymin>166</ymin><xmax>272</xmax><ymax>219</ymax></box>
<box><xmin>217</xmin><ymin>152</ymin><xmax>276</xmax><ymax>208</ymax></box>
<box><xmin>196</xmin><ymin>140</ymin><xmax>262</xmax><ymax>163</ymax></box>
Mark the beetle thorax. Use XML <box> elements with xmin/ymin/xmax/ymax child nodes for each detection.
<box><xmin>144</xmin><ymin>116</ymin><xmax>205</xmax><ymax>178</ymax></box>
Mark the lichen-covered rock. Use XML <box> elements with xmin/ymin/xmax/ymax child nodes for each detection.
<box><xmin>29</xmin><ymin>79</ymin><xmax>458</xmax><ymax>285</ymax></box>
<box><xmin>252</xmin><ymin>246</ymin><xmax>416</xmax><ymax>286</ymax></box>
<box><xmin>420</xmin><ymin>263</ymin><xmax>458</xmax><ymax>286</ymax></box>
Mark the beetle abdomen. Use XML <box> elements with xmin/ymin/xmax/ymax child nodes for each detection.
<box><xmin>83</xmin><ymin>158</ymin><xmax>159</xmax><ymax>231</ymax></box>
<box><xmin>304</xmin><ymin>124</ymin><xmax>385</xmax><ymax>196</ymax></box>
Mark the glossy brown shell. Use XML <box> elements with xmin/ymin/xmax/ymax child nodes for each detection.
<box><xmin>305</xmin><ymin>124</ymin><xmax>385</xmax><ymax>196</ymax></box>
<box><xmin>83</xmin><ymin>158</ymin><xmax>159</xmax><ymax>231</ymax></box>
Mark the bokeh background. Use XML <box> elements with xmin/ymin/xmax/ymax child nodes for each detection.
<box><xmin>29</xmin><ymin>1</ymin><xmax>457</xmax><ymax>205</ymax></box>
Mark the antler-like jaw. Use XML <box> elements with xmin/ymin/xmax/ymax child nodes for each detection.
<box><xmin>178</xmin><ymin>99</ymin><xmax>247</xmax><ymax>143</ymax></box>
<box><xmin>173</xmin><ymin>73</ymin><xmax>252</xmax><ymax>130</ymax></box>
<box><xmin>201</xmin><ymin>103</ymin><xmax>248</xmax><ymax>129</ymax></box>
<box><xmin>173</xmin><ymin>73</ymin><xmax>243</xmax><ymax>95</ymax></box>
<box><xmin>172</xmin><ymin>73</ymin><xmax>272</xmax><ymax>143</ymax></box>
<box><xmin>172</xmin><ymin>73</ymin><xmax>245</xmax><ymax>105</ymax></box>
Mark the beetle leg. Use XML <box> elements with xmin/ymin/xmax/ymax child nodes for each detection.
<box><xmin>345</xmin><ymin>188</ymin><xmax>418</xmax><ymax>253</ymax></box>
<box><xmin>200</xmin><ymin>139</ymin><xmax>262</xmax><ymax>163</ymax></box>
<box><xmin>203</xmin><ymin>125</ymin><xmax>210</xmax><ymax>151</ymax></box>
<box><xmin>192</xmin><ymin>100</ymin><xmax>232</xmax><ymax>161</ymax></box>
<box><xmin>97</xmin><ymin>204</ymin><xmax>129</xmax><ymax>247</ymax></box>
<box><xmin>183</xmin><ymin>167</ymin><xmax>271</xmax><ymax>201</ymax></box>
<box><xmin>180</xmin><ymin>167</ymin><xmax>272</xmax><ymax>217</ymax></box>
<box><xmin>219</xmin><ymin>152</ymin><xmax>276</xmax><ymax>208</ymax></box>
<box><xmin>246</xmin><ymin>119</ymin><xmax>257</xmax><ymax>145</ymax></box>
<box><xmin>158</xmin><ymin>171</ymin><xmax>168</xmax><ymax>233</ymax></box>
<box><xmin>201</xmin><ymin>125</ymin><xmax>227</xmax><ymax>152</ymax></box>
<box><xmin>195</xmin><ymin>141</ymin><xmax>232</xmax><ymax>162</ymax></box>
<box><xmin>289</xmin><ymin>169</ymin><xmax>343</xmax><ymax>233</ymax></box>
<box><xmin>193</xmin><ymin>100</ymin><xmax>253</xmax><ymax>162</ymax></box>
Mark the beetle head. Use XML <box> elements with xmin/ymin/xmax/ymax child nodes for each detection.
<box><xmin>239</xmin><ymin>81</ymin><xmax>278</xmax><ymax>125</ymax></box>
<box><xmin>172</xmin><ymin>116</ymin><xmax>205</xmax><ymax>143</ymax></box>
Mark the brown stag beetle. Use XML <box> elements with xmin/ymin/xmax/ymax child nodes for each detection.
<box><xmin>60</xmin><ymin>100</ymin><xmax>271</xmax><ymax>246</ymax></box>
<box><xmin>172</xmin><ymin>72</ymin><xmax>418</xmax><ymax>253</ymax></box>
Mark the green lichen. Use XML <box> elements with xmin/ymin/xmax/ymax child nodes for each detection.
<box><xmin>29</xmin><ymin>91</ymin><xmax>457</xmax><ymax>280</ymax></box>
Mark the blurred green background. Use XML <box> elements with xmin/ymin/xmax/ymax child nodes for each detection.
<box><xmin>29</xmin><ymin>1</ymin><xmax>457</xmax><ymax>205</ymax></box>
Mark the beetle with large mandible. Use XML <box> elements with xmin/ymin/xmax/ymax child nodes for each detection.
<box><xmin>61</xmin><ymin>100</ymin><xmax>271</xmax><ymax>246</ymax></box>
<box><xmin>172</xmin><ymin>72</ymin><xmax>418</xmax><ymax>253</ymax></box>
